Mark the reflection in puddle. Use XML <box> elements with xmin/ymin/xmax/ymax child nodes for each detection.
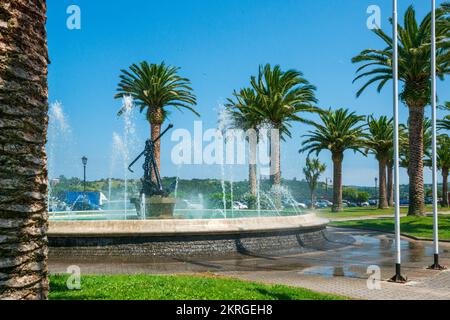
<box><xmin>299</xmin><ymin>266</ymin><xmax>360</xmax><ymax>279</ymax></box>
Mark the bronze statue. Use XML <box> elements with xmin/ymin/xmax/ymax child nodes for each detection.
<box><xmin>128</xmin><ymin>124</ymin><xmax>176</xmax><ymax>198</ymax></box>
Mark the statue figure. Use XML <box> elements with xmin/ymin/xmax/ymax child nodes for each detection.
<box><xmin>128</xmin><ymin>124</ymin><xmax>177</xmax><ymax>219</ymax></box>
<box><xmin>128</xmin><ymin>124</ymin><xmax>176</xmax><ymax>197</ymax></box>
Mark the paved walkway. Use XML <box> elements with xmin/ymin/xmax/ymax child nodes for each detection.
<box><xmin>49</xmin><ymin>228</ymin><xmax>450</xmax><ymax>300</ymax></box>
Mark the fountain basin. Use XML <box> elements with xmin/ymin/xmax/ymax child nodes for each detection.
<box><xmin>48</xmin><ymin>214</ymin><xmax>330</xmax><ymax>258</ymax></box>
<box><xmin>131</xmin><ymin>196</ymin><xmax>177</xmax><ymax>219</ymax></box>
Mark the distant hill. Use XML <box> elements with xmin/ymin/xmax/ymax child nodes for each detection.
<box><xmin>50</xmin><ymin>175</ymin><xmax>442</xmax><ymax>203</ymax></box>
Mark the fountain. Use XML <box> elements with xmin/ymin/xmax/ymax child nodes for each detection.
<box><xmin>47</xmin><ymin>104</ymin><xmax>331</xmax><ymax>259</ymax></box>
<box><xmin>129</xmin><ymin>124</ymin><xmax>177</xmax><ymax>219</ymax></box>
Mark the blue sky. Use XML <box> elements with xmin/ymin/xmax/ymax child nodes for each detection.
<box><xmin>46</xmin><ymin>0</ymin><xmax>450</xmax><ymax>186</ymax></box>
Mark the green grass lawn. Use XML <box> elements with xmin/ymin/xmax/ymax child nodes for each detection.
<box><xmin>331</xmin><ymin>215</ymin><xmax>450</xmax><ymax>241</ymax></box>
<box><xmin>315</xmin><ymin>206</ymin><xmax>450</xmax><ymax>220</ymax></box>
<box><xmin>49</xmin><ymin>274</ymin><xmax>345</xmax><ymax>300</ymax></box>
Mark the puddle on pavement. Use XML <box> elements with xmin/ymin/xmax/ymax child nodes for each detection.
<box><xmin>299</xmin><ymin>266</ymin><xmax>362</xmax><ymax>279</ymax></box>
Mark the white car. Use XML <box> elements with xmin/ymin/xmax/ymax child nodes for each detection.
<box><xmin>360</xmin><ymin>202</ymin><xmax>370</xmax><ymax>207</ymax></box>
<box><xmin>233</xmin><ymin>201</ymin><xmax>249</xmax><ymax>210</ymax></box>
<box><xmin>293</xmin><ymin>201</ymin><xmax>308</xmax><ymax>209</ymax></box>
<box><xmin>284</xmin><ymin>200</ymin><xmax>307</xmax><ymax>209</ymax></box>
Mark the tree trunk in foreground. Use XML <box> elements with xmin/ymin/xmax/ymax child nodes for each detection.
<box><xmin>0</xmin><ymin>0</ymin><xmax>49</xmax><ymax>300</ymax></box>
<box><xmin>270</xmin><ymin>135</ymin><xmax>282</xmax><ymax>209</ymax></box>
<box><xmin>249</xmin><ymin>164</ymin><xmax>257</xmax><ymax>197</ymax></box>
<box><xmin>248</xmin><ymin>139</ymin><xmax>257</xmax><ymax>197</ymax></box>
<box><xmin>310</xmin><ymin>189</ymin><xmax>316</xmax><ymax>210</ymax></box>
<box><xmin>407</xmin><ymin>105</ymin><xmax>426</xmax><ymax>216</ymax></box>
<box><xmin>150</xmin><ymin>123</ymin><xmax>161</xmax><ymax>182</ymax></box>
<box><xmin>332</xmin><ymin>153</ymin><xmax>343</xmax><ymax>213</ymax></box>
<box><xmin>443</xmin><ymin>169</ymin><xmax>449</xmax><ymax>208</ymax></box>
<box><xmin>387</xmin><ymin>164</ymin><xmax>394</xmax><ymax>207</ymax></box>
<box><xmin>378</xmin><ymin>157</ymin><xmax>388</xmax><ymax>209</ymax></box>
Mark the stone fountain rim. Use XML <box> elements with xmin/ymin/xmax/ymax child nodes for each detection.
<box><xmin>48</xmin><ymin>213</ymin><xmax>329</xmax><ymax>238</ymax></box>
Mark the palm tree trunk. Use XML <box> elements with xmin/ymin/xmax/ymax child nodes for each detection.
<box><xmin>0</xmin><ymin>0</ymin><xmax>49</xmax><ymax>300</ymax></box>
<box><xmin>271</xmin><ymin>135</ymin><xmax>282</xmax><ymax>209</ymax></box>
<box><xmin>310</xmin><ymin>189</ymin><xmax>316</xmax><ymax>210</ymax></box>
<box><xmin>332</xmin><ymin>153</ymin><xmax>344</xmax><ymax>212</ymax></box>
<box><xmin>387</xmin><ymin>164</ymin><xmax>394</xmax><ymax>207</ymax></box>
<box><xmin>378</xmin><ymin>157</ymin><xmax>388</xmax><ymax>209</ymax></box>
<box><xmin>407</xmin><ymin>105</ymin><xmax>426</xmax><ymax>216</ymax></box>
<box><xmin>443</xmin><ymin>168</ymin><xmax>449</xmax><ymax>208</ymax></box>
<box><xmin>249</xmin><ymin>164</ymin><xmax>257</xmax><ymax>196</ymax></box>
<box><xmin>248</xmin><ymin>139</ymin><xmax>257</xmax><ymax>197</ymax></box>
<box><xmin>150</xmin><ymin>123</ymin><xmax>161</xmax><ymax>182</ymax></box>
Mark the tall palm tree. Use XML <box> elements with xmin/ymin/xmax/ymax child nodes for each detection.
<box><xmin>303</xmin><ymin>158</ymin><xmax>327</xmax><ymax>209</ymax></box>
<box><xmin>436</xmin><ymin>135</ymin><xmax>450</xmax><ymax>207</ymax></box>
<box><xmin>439</xmin><ymin>102</ymin><xmax>450</xmax><ymax>131</ymax></box>
<box><xmin>115</xmin><ymin>62</ymin><xmax>197</xmax><ymax>176</ymax></box>
<box><xmin>249</xmin><ymin>64</ymin><xmax>318</xmax><ymax>205</ymax></box>
<box><xmin>0</xmin><ymin>0</ymin><xmax>49</xmax><ymax>299</ymax></box>
<box><xmin>300</xmin><ymin>109</ymin><xmax>367</xmax><ymax>212</ymax></box>
<box><xmin>352</xmin><ymin>5</ymin><xmax>450</xmax><ymax>216</ymax></box>
<box><xmin>400</xmin><ymin>119</ymin><xmax>433</xmax><ymax>171</ymax></box>
<box><xmin>225</xmin><ymin>88</ymin><xmax>261</xmax><ymax>197</ymax></box>
<box><xmin>365</xmin><ymin>116</ymin><xmax>394</xmax><ymax>209</ymax></box>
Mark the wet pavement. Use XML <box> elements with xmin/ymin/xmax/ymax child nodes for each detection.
<box><xmin>49</xmin><ymin>228</ymin><xmax>450</xmax><ymax>300</ymax></box>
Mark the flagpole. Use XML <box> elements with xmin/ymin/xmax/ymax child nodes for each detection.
<box><xmin>390</xmin><ymin>0</ymin><xmax>407</xmax><ymax>283</ymax></box>
<box><xmin>429</xmin><ymin>0</ymin><xmax>446</xmax><ymax>271</ymax></box>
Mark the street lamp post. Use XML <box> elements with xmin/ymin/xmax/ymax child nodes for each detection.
<box><xmin>390</xmin><ymin>0</ymin><xmax>407</xmax><ymax>283</ymax></box>
<box><xmin>82</xmin><ymin>156</ymin><xmax>88</xmax><ymax>210</ymax></box>
<box><xmin>429</xmin><ymin>0</ymin><xmax>446</xmax><ymax>271</ymax></box>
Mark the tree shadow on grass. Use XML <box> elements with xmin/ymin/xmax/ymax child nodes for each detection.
<box><xmin>253</xmin><ymin>288</ymin><xmax>300</xmax><ymax>300</ymax></box>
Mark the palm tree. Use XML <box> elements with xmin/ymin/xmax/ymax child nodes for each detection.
<box><xmin>249</xmin><ymin>64</ymin><xmax>318</xmax><ymax>205</ymax></box>
<box><xmin>300</xmin><ymin>109</ymin><xmax>367</xmax><ymax>212</ymax></box>
<box><xmin>365</xmin><ymin>116</ymin><xmax>394</xmax><ymax>209</ymax></box>
<box><xmin>0</xmin><ymin>0</ymin><xmax>49</xmax><ymax>299</ymax></box>
<box><xmin>436</xmin><ymin>135</ymin><xmax>450</xmax><ymax>207</ymax></box>
<box><xmin>352</xmin><ymin>5</ymin><xmax>450</xmax><ymax>216</ymax></box>
<box><xmin>400</xmin><ymin>119</ymin><xmax>433</xmax><ymax>171</ymax></box>
<box><xmin>303</xmin><ymin>158</ymin><xmax>327</xmax><ymax>209</ymax></box>
<box><xmin>225</xmin><ymin>88</ymin><xmax>261</xmax><ymax>197</ymax></box>
<box><xmin>439</xmin><ymin>102</ymin><xmax>450</xmax><ymax>131</ymax></box>
<box><xmin>115</xmin><ymin>62</ymin><xmax>197</xmax><ymax>176</ymax></box>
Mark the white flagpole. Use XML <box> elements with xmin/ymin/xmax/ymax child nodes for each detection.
<box><xmin>429</xmin><ymin>0</ymin><xmax>446</xmax><ymax>271</ymax></box>
<box><xmin>390</xmin><ymin>0</ymin><xmax>407</xmax><ymax>283</ymax></box>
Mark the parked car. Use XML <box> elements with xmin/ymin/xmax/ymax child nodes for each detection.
<box><xmin>297</xmin><ymin>202</ymin><xmax>308</xmax><ymax>209</ymax></box>
<box><xmin>233</xmin><ymin>201</ymin><xmax>248</xmax><ymax>210</ymax></box>
<box><xmin>315</xmin><ymin>201</ymin><xmax>329</xmax><ymax>209</ymax></box>
<box><xmin>360</xmin><ymin>202</ymin><xmax>370</xmax><ymax>207</ymax></box>
<box><xmin>323</xmin><ymin>200</ymin><xmax>333</xmax><ymax>206</ymax></box>
<box><xmin>179</xmin><ymin>200</ymin><xmax>203</xmax><ymax>210</ymax></box>
<box><xmin>283</xmin><ymin>200</ymin><xmax>307</xmax><ymax>209</ymax></box>
<box><xmin>368</xmin><ymin>199</ymin><xmax>378</xmax><ymax>206</ymax></box>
